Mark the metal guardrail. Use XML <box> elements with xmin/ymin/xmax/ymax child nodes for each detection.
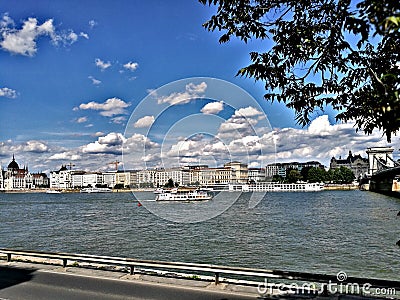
<box><xmin>1</xmin><ymin>248</ymin><xmax>400</xmax><ymax>294</ymax></box>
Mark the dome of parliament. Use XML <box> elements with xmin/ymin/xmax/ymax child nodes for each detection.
<box><xmin>7</xmin><ymin>155</ymin><xmax>20</xmax><ymax>170</ymax></box>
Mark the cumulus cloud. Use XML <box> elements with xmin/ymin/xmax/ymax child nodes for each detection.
<box><xmin>201</xmin><ymin>101</ymin><xmax>224</xmax><ymax>114</ymax></box>
<box><xmin>0</xmin><ymin>87</ymin><xmax>17</xmax><ymax>98</ymax></box>
<box><xmin>217</xmin><ymin>106</ymin><xmax>264</xmax><ymax>140</ymax></box>
<box><xmin>23</xmin><ymin>140</ymin><xmax>49</xmax><ymax>153</ymax></box>
<box><xmin>0</xmin><ymin>15</ymin><xmax>82</xmax><ymax>56</ymax></box>
<box><xmin>134</xmin><ymin>115</ymin><xmax>155</xmax><ymax>128</ymax></box>
<box><xmin>82</xmin><ymin>132</ymin><xmax>126</xmax><ymax>154</ymax></box>
<box><xmin>123</xmin><ymin>61</ymin><xmax>138</xmax><ymax>71</ymax></box>
<box><xmin>48</xmin><ymin>151</ymin><xmax>81</xmax><ymax>161</ymax></box>
<box><xmin>95</xmin><ymin>58</ymin><xmax>111</xmax><ymax>70</ymax></box>
<box><xmin>76</xmin><ymin>117</ymin><xmax>87</xmax><ymax>123</ymax></box>
<box><xmin>88</xmin><ymin>75</ymin><xmax>101</xmax><ymax>85</ymax></box>
<box><xmin>77</xmin><ymin>97</ymin><xmax>130</xmax><ymax>117</ymax></box>
<box><xmin>157</xmin><ymin>82</ymin><xmax>207</xmax><ymax>105</ymax></box>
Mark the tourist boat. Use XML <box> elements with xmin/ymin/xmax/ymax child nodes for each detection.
<box><xmin>45</xmin><ymin>189</ymin><xmax>62</xmax><ymax>194</ymax></box>
<box><xmin>228</xmin><ymin>182</ymin><xmax>324</xmax><ymax>192</ymax></box>
<box><xmin>153</xmin><ymin>188</ymin><xmax>164</xmax><ymax>194</ymax></box>
<box><xmin>155</xmin><ymin>188</ymin><xmax>212</xmax><ymax>201</ymax></box>
<box><xmin>80</xmin><ymin>187</ymin><xmax>113</xmax><ymax>193</ymax></box>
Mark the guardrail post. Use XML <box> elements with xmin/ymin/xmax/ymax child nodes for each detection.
<box><xmin>7</xmin><ymin>253</ymin><xmax>11</xmax><ymax>262</ymax></box>
<box><xmin>215</xmin><ymin>272</ymin><xmax>220</xmax><ymax>285</ymax></box>
<box><xmin>130</xmin><ymin>265</ymin><xmax>135</xmax><ymax>275</ymax></box>
<box><xmin>62</xmin><ymin>258</ymin><xmax>67</xmax><ymax>268</ymax></box>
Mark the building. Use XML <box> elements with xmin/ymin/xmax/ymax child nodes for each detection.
<box><xmin>154</xmin><ymin>168</ymin><xmax>190</xmax><ymax>187</ymax></box>
<box><xmin>248</xmin><ymin>168</ymin><xmax>266</xmax><ymax>183</ymax></box>
<box><xmin>115</xmin><ymin>170</ymin><xmax>138</xmax><ymax>188</ymax></box>
<box><xmin>1</xmin><ymin>155</ymin><xmax>48</xmax><ymax>190</ymax></box>
<box><xmin>224</xmin><ymin>161</ymin><xmax>248</xmax><ymax>183</ymax></box>
<box><xmin>266</xmin><ymin>161</ymin><xmax>323</xmax><ymax>179</ymax></box>
<box><xmin>137</xmin><ymin>169</ymin><xmax>156</xmax><ymax>187</ymax></box>
<box><xmin>50</xmin><ymin>165</ymin><xmax>71</xmax><ymax>189</ymax></box>
<box><xmin>330</xmin><ymin>150</ymin><xmax>369</xmax><ymax>179</ymax></box>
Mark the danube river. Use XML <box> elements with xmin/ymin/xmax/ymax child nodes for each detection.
<box><xmin>0</xmin><ymin>190</ymin><xmax>399</xmax><ymax>280</ymax></box>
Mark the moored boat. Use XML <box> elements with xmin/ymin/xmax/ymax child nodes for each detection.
<box><xmin>45</xmin><ymin>189</ymin><xmax>62</xmax><ymax>194</ymax></box>
<box><xmin>228</xmin><ymin>182</ymin><xmax>324</xmax><ymax>192</ymax></box>
<box><xmin>155</xmin><ymin>188</ymin><xmax>212</xmax><ymax>201</ymax></box>
<box><xmin>80</xmin><ymin>187</ymin><xmax>112</xmax><ymax>193</ymax></box>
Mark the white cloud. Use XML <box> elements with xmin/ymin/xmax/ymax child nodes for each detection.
<box><xmin>76</xmin><ymin>117</ymin><xmax>87</xmax><ymax>123</ymax></box>
<box><xmin>0</xmin><ymin>15</ymin><xmax>82</xmax><ymax>56</ymax></box>
<box><xmin>201</xmin><ymin>101</ymin><xmax>224</xmax><ymax>114</ymax></box>
<box><xmin>79</xmin><ymin>32</ymin><xmax>89</xmax><ymax>39</ymax></box>
<box><xmin>134</xmin><ymin>115</ymin><xmax>155</xmax><ymax>128</ymax></box>
<box><xmin>0</xmin><ymin>17</ymin><xmax>54</xmax><ymax>56</ymax></box>
<box><xmin>111</xmin><ymin>116</ymin><xmax>126</xmax><ymax>124</ymax></box>
<box><xmin>93</xmin><ymin>131</ymin><xmax>104</xmax><ymax>137</ymax></box>
<box><xmin>0</xmin><ymin>87</ymin><xmax>17</xmax><ymax>98</ymax></box>
<box><xmin>0</xmin><ymin>13</ymin><xmax>14</xmax><ymax>28</ymax></box>
<box><xmin>123</xmin><ymin>61</ymin><xmax>138</xmax><ymax>71</ymax></box>
<box><xmin>89</xmin><ymin>20</ymin><xmax>97</xmax><ymax>29</ymax></box>
<box><xmin>82</xmin><ymin>132</ymin><xmax>126</xmax><ymax>154</ymax></box>
<box><xmin>235</xmin><ymin>106</ymin><xmax>264</xmax><ymax>118</ymax></box>
<box><xmin>48</xmin><ymin>151</ymin><xmax>81</xmax><ymax>161</ymax></box>
<box><xmin>217</xmin><ymin>106</ymin><xmax>264</xmax><ymax>140</ymax></box>
<box><xmin>157</xmin><ymin>82</ymin><xmax>207</xmax><ymax>105</ymax></box>
<box><xmin>95</xmin><ymin>58</ymin><xmax>111</xmax><ymax>70</ymax></box>
<box><xmin>23</xmin><ymin>140</ymin><xmax>49</xmax><ymax>153</ymax></box>
<box><xmin>88</xmin><ymin>75</ymin><xmax>101</xmax><ymax>85</ymax></box>
<box><xmin>78</xmin><ymin>97</ymin><xmax>130</xmax><ymax>117</ymax></box>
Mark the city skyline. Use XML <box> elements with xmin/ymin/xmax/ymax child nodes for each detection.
<box><xmin>0</xmin><ymin>1</ymin><xmax>398</xmax><ymax>174</ymax></box>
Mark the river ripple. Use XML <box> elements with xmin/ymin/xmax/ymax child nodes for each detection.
<box><xmin>0</xmin><ymin>190</ymin><xmax>399</xmax><ymax>280</ymax></box>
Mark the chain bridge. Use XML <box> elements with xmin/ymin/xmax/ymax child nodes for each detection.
<box><xmin>367</xmin><ymin>147</ymin><xmax>400</xmax><ymax>194</ymax></box>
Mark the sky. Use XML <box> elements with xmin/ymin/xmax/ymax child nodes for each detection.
<box><xmin>0</xmin><ymin>0</ymin><xmax>397</xmax><ymax>174</ymax></box>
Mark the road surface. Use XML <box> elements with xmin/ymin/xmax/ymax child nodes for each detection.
<box><xmin>0</xmin><ymin>264</ymin><xmax>257</xmax><ymax>300</ymax></box>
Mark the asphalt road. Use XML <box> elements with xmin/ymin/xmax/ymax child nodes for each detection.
<box><xmin>0</xmin><ymin>265</ymin><xmax>257</xmax><ymax>300</ymax></box>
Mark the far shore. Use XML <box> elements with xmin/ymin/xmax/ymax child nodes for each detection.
<box><xmin>1</xmin><ymin>184</ymin><xmax>361</xmax><ymax>194</ymax></box>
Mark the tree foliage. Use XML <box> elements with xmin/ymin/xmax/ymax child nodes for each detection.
<box><xmin>307</xmin><ymin>167</ymin><xmax>327</xmax><ymax>183</ymax></box>
<box><xmin>286</xmin><ymin>168</ymin><xmax>302</xmax><ymax>183</ymax></box>
<box><xmin>200</xmin><ymin>0</ymin><xmax>400</xmax><ymax>141</ymax></box>
<box><xmin>329</xmin><ymin>166</ymin><xmax>355</xmax><ymax>183</ymax></box>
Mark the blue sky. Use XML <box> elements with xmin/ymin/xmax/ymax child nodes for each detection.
<box><xmin>0</xmin><ymin>0</ymin><xmax>396</xmax><ymax>173</ymax></box>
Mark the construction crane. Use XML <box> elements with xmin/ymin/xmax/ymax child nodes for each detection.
<box><xmin>109</xmin><ymin>160</ymin><xmax>120</xmax><ymax>171</ymax></box>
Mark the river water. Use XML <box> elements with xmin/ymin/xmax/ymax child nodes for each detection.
<box><xmin>0</xmin><ymin>190</ymin><xmax>399</xmax><ymax>280</ymax></box>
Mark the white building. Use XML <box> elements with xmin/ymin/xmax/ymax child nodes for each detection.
<box><xmin>50</xmin><ymin>165</ymin><xmax>72</xmax><ymax>189</ymax></box>
<box><xmin>137</xmin><ymin>169</ymin><xmax>156</xmax><ymax>187</ymax></box>
<box><xmin>71</xmin><ymin>172</ymin><xmax>103</xmax><ymax>188</ymax></box>
<box><xmin>248</xmin><ymin>168</ymin><xmax>266</xmax><ymax>182</ymax></box>
<box><xmin>1</xmin><ymin>155</ymin><xmax>48</xmax><ymax>190</ymax></box>
<box><xmin>103</xmin><ymin>172</ymin><xmax>116</xmax><ymax>188</ymax></box>
<box><xmin>154</xmin><ymin>168</ymin><xmax>190</xmax><ymax>187</ymax></box>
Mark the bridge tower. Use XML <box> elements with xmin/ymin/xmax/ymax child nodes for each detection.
<box><xmin>366</xmin><ymin>147</ymin><xmax>394</xmax><ymax>175</ymax></box>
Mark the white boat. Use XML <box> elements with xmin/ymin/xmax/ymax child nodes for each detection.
<box><xmin>228</xmin><ymin>182</ymin><xmax>324</xmax><ymax>192</ymax></box>
<box><xmin>155</xmin><ymin>188</ymin><xmax>212</xmax><ymax>201</ymax></box>
<box><xmin>80</xmin><ymin>187</ymin><xmax>113</xmax><ymax>193</ymax></box>
<box><xmin>153</xmin><ymin>188</ymin><xmax>164</xmax><ymax>194</ymax></box>
<box><xmin>46</xmin><ymin>189</ymin><xmax>62</xmax><ymax>194</ymax></box>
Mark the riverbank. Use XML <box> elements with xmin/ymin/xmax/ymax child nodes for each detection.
<box><xmin>323</xmin><ymin>184</ymin><xmax>360</xmax><ymax>190</ymax></box>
